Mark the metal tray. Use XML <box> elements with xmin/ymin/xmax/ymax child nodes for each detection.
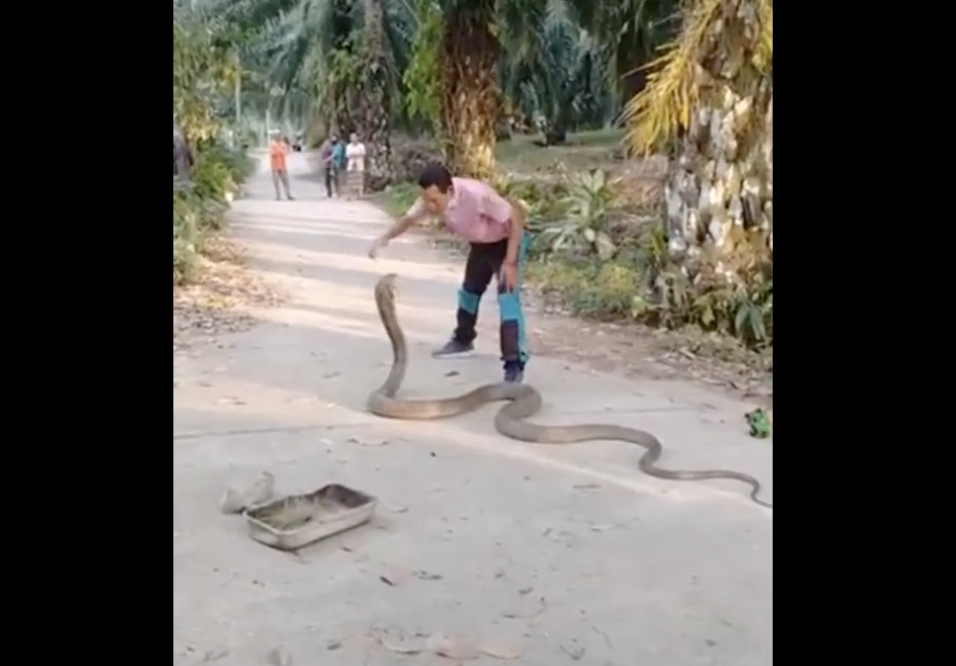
<box><xmin>244</xmin><ymin>483</ymin><xmax>377</xmax><ymax>551</ymax></box>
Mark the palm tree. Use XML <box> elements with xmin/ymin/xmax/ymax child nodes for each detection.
<box><xmin>622</xmin><ymin>0</ymin><xmax>773</xmax><ymax>274</ymax></box>
<box><xmin>569</xmin><ymin>0</ymin><xmax>681</xmax><ymax>103</ymax></box>
<box><xmin>435</xmin><ymin>0</ymin><xmax>557</xmax><ymax>177</ymax></box>
<box><xmin>356</xmin><ymin>0</ymin><xmax>392</xmax><ymax>188</ymax></box>
<box><xmin>501</xmin><ymin>0</ymin><xmax>613</xmax><ymax>146</ymax></box>
<box><xmin>216</xmin><ymin>0</ymin><xmax>408</xmax><ymax>183</ymax></box>
<box><xmin>437</xmin><ymin>1</ymin><xmax>500</xmax><ymax>178</ymax></box>
<box><xmin>435</xmin><ymin>0</ymin><xmax>679</xmax><ymax>175</ymax></box>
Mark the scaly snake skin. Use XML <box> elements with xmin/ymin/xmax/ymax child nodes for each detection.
<box><xmin>367</xmin><ymin>274</ymin><xmax>771</xmax><ymax>509</ymax></box>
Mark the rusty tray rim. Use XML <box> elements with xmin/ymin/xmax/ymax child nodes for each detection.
<box><xmin>243</xmin><ymin>482</ymin><xmax>377</xmax><ymax>536</ymax></box>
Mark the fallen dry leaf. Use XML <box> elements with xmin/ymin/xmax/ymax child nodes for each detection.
<box><xmin>590</xmin><ymin>523</ymin><xmax>616</xmax><ymax>532</ymax></box>
<box><xmin>413</xmin><ymin>570</ymin><xmax>442</xmax><ymax>581</ymax></box>
<box><xmin>378</xmin><ymin>631</ymin><xmax>425</xmax><ymax>655</ymax></box>
<box><xmin>379</xmin><ymin>565</ymin><xmax>410</xmax><ymax>587</ymax></box>
<box><xmin>560</xmin><ymin>643</ymin><xmax>586</xmax><ymax>661</ymax></box>
<box><xmin>346</xmin><ymin>436</ymin><xmax>390</xmax><ymax>447</ymax></box>
<box><xmin>201</xmin><ymin>649</ymin><xmax>230</xmax><ymax>662</ymax></box>
<box><xmin>478</xmin><ymin>639</ymin><xmax>522</xmax><ymax>660</ymax></box>
<box><xmin>502</xmin><ymin>596</ymin><xmax>547</xmax><ymax>619</ymax></box>
<box><xmin>172</xmin><ymin>235</ymin><xmax>284</xmax><ymax>350</ymax></box>
<box><xmin>426</xmin><ymin>634</ymin><xmax>480</xmax><ymax>660</ymax></box>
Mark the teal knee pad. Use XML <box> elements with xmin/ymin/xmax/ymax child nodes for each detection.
<box><xmin>458</xmin><ymin>287</ymin><xmax>480</xmax><ymax>315</ymax></box>
<box><xmin>498</xmin><ymin>291</ymin><xmax>521</xmax><ymax>321</ymax></box>
<box><xmin>498</xmin><ymin>291</ymin><xmax>528</xmax><ymax>362</ymax></box>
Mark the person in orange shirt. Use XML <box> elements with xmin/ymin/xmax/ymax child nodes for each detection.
<box><xmin>269</xmin><ymin>134</ymin><xmax>294</xmax><ymax>200</ymax></box>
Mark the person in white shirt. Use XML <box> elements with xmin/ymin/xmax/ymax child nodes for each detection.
<box><xmin>345</xmin><ymin>133</ymin><xmax>367</xmax><ymax>199</ymax></box>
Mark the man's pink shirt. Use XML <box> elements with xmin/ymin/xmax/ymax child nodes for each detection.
<box><xmin>406</xmin><ymin>177</ymin><xmax>513</xmax><ymax>243</ymax></box>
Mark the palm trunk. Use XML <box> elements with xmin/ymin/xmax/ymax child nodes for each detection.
<box><xmin>357</xmin><ymin>0</ymin><xmax>392</xmax><ymax>191</ymax></box>
<box><xmin>441</xmin><ymin>2</ymin><xmax>499</xmax><ymax>179</ymax></box>
<box><xmin>664</xmin><ymin>4</ymin><xmax>773</xmax><ymax>278</ymax></box>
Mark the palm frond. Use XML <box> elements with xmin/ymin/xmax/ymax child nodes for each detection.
<box><xmin>621</xmin><ymin>0</ymin><xmax>773</xmax><ymax>155</ymax></box>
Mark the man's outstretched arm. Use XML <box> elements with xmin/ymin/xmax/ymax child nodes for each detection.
<box><xmin>370</xmin><ymin>198</ymin><xmax>427</xmax><ymax>257</ymax></box>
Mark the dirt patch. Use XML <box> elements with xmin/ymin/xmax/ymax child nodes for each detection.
<box><xmin>417</xmin><ymin>230</ymin><xmax>772</xmax><ymax>408</ymax></box>
<box><xmin>173</xmin><ymin>235</ymin><xmax>285</xmax><ymax>353</ymax></box>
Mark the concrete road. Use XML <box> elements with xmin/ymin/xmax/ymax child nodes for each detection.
<box><xmin>173</xmin><ymin>153</ymin><xmax>773</xmax><ymax>666</ymax></box>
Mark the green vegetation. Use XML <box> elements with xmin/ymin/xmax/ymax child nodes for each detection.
<box><xmin>173</xmin><ymin>8</ymin><xmax>255</xmax><ymax>286</ymax></box>
<box><xmin>496</xmin><ymin>129</ymin><xmax>625</xmax><ymax>174</ymax></box>
<box><xmin>377</xmin><ymin>182</ymin><xmax>421</xmax><ymax>218</ymax></box>
<box><xmin>172</xmin><ymin>146</ymin><xmax>254</xmax><ymax>285</ymax></box>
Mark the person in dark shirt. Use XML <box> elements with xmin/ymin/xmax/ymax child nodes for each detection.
<box><xmin>320</xmin><ymin>135</ymin><xmax>343</xmax><ymax>198</ymax></box>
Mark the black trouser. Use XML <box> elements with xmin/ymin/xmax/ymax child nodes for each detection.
<box><xmin>453</xmin><ymin>234</ymin><xmax>530</xmax><ymax>367</ymax></box>
<box><xmin>324</xmin><ymin>166</ymin><xmax>340</xmax><ymax>197</ymax></box>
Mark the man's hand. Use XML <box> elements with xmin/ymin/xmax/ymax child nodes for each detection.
<box><xmin>501</xmin><ymin>261</ymin><xmax>518</xmax><ymax>291</ymax></box>
<box><xmin>368</xmin><ymin>236</ymin><xmax>389</xmax><ymax>259</ymax></box>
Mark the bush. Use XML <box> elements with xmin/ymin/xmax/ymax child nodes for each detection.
<box><xmin>529</xmin><ymin>260</ymin><xmax>640</xmax><ymax>320</ymax></box>
<box><xmin>378</xmin><ymin>181</ymin><xmax>420</xmax><ymax>218</ymax></box>
<box><xmin>390</xmin><ymin>137</ymin><xmax>443</xmax><ymax>185</ymax></box>
<box><xmin>173</xmin><ymin>139</ymin><xmax>252</xmax><ymax>286</ymax></box>
<box><xmin>509</xmin><ymin>163</ymin><xmax>772</xmax><ymax>350</ymax></box>
<box><xmin>202</xmin><ymin>142</ymin><xmax>256</xmax><ymax>184</ymax></box>
<box><xmin>529</xmin><ymin>252</ymin><xmax>772</xmax><ymax>350</ymax></box>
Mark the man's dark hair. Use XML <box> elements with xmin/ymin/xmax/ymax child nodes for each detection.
<box><xmin>418</xmin><ymin>162</ymin><xmax>453</xmax><ymax>192</ymax></box>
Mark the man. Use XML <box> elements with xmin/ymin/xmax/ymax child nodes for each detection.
<box><xmin>369</xmin><ymin>162</ymin><xmax>530</xmax><ymax>383</ymax></box>
<box><xmin>345</xmin><ymin>132</ymin><xmax>367</xmax><ymax>199</ymax></box>
<box><xmin>269</xmin><ymin>133</ymin><xmax>294</xmax><ymax>200</ymax></box>
<box><xmin>331</xmin><ymin>136</ymin><xmax>347</xmax><ymax>185</ymax></box>
<box><xmin>320</xmin><ymin>135</ymin><xmax>342</xmax><ymax>198</ymax></box>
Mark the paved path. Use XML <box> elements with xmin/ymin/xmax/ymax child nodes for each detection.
<box><xmin>173</xmin><ymin>153</ymin><xmax>773</xmax><ymax>666</ymax></box>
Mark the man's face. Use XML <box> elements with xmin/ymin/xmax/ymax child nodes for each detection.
<box><xmin>420</xmin><ymin>185</ymin><xmax>452</xmax><ymax>215</ymax></box>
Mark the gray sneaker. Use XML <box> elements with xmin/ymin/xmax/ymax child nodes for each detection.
<box><xmin>432</xmin><ymin>338</ymin><xmax>475</xmax><ymax>358</ymax></box>
<box><xmin>503</xmin><ymin>364</ymin><xmax>525</xmax><ymax>383</ymax></box>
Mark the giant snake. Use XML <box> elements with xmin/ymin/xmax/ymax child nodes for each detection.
<box><xmin>367</xmin><ymin>274</ymin><xmax>772</xmax><ymax>509</ymax></box>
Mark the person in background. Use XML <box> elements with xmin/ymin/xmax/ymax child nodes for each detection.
<box><xmin>331</xmin><ymin>136</ymin><xmax>347</xmax><ymax>190</ymax></box>
<box><xmin>345</xmin><ymin>132</ymin><xmax>367</xmax><ymax>199</ymax></box>
<box><xmin>320</xmin><ymin>135</ymin><xmax>342</xmax><ymax>198</ymax></box>
<box><xmin>368</xmin><ymin>162</ymin><xmax>530</xmax><ymax>383</ymax></box>
<box><xmin>269</xmin><ymin>132</ymin><xmax>294</xmax><ymax>200</ymax></box>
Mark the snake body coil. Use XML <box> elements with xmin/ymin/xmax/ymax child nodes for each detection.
<box><xmin>367</xmin><ymin>274</ymin><xmax>771</xmax><ymax>509</ymax></box>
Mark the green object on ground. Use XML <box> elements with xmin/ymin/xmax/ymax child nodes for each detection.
<box><xmin>745</xmin><ymin>409</ymin><xmax>771</xmax><ymax>439</ymax></box>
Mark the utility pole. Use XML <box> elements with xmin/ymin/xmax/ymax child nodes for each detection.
<box><xmin>234</xmin><ymin>51</ymin><xmax>242</xmax><ymax>147</ymax></box>
<box><xmin>235</xmin><ymin>78</ymin><xmax>241</xmax><ymax>128</ymax></box>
